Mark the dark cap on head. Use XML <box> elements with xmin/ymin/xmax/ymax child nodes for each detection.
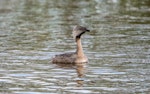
<box><xmin>74</xmin><ymin>25</ymin><xmax>90</xmax><ymax>32</ymax></box>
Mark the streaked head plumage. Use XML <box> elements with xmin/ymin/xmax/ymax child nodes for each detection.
<box><xmin>72</xmin><ymin>25</ymin><xmax>90</xmax><ymax>39</ymax></box>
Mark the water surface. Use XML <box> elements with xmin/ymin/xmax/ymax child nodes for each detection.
<box><xmin>0</xmin><ymin>0</ymin><xmax>150</xmax><ymax>94</ymax></box>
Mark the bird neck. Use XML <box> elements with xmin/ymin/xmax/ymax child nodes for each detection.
<box><xmin>76</xmin><ymin>38</ymin><xmax>85</xmax><ymax>57</ymax></box>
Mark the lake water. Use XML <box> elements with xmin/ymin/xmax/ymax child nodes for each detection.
<box><xmin>0</xmin><ymin>0</ymin><xmax>150</xmax><ymax>94</ymax></box>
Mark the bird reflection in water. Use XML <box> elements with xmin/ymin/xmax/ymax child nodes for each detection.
<box><xmin>75</xmin><ymin>62</ymin><xmax>86</xmax><ymax>87</ymax></box>
<box><xmin>53</xmin><ymin>62</ymin><xmax>87</xmax><ymax>87</ymax></box>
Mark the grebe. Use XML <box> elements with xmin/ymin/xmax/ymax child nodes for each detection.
<box><xmin>52</xmin><ymin>25</ymin><xmax>90</xmax><ymax>63</ymax></box>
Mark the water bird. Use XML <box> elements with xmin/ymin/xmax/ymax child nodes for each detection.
<box><xmin>52</xmin><ymin>25</ymin><xmax>90</xmax><ymax>63</ymax></box>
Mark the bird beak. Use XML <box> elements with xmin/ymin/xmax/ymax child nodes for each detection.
<box><xmin>86</xmin><ymin>29</ymin><xmax>90</xmax><ymax>32</ymax></box>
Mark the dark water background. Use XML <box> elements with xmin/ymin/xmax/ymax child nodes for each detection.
<box><xmin>0</xmin><ymin>0</ymin><xmax>150</xmax><ymax>94</ymax></box>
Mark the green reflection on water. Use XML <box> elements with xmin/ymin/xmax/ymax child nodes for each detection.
<box><xmin>0</xmin><ymin>0</ymin><xmax>150</xmax><ymax>94</ymax></box>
